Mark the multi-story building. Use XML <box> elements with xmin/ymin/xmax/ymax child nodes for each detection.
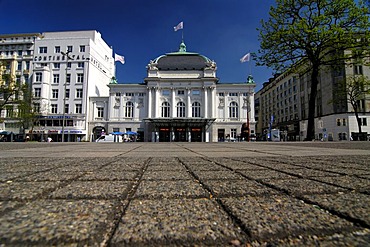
<box><xmin>0</xmin><ymin>33</ymin><xmax>40</xmax><ymax>137</ymax></box>
<box><xmin>89</xmin><ymin>42</ymin><xmax>256</xmax><ymax>142</ymax></box>
<box><xmin>31</xmin><ymin>30</ymin><xmax>114</xmax><ymax>142</ymax></box>
<box><xmin>256</xmin><ymin>54</ymin><xmax>370</xmax><ymax>141</ymax></box>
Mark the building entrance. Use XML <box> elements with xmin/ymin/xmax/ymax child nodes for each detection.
<box><xmin>174</xmin><ymin>128</ymin><xmax>186</xmax><ymax>142</ymax></box>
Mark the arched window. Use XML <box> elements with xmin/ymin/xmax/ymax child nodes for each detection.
<box><xmin>125</xmin><ymin>101</ymin><xmax>134</xmax><ymax>118</ymax></box>
<box><xmin>177</xmin><ymin>102</ymin><xmax>186</xmax><ymax>118</ymax></box>
<box><xmin>229</xmin><ymin>101</ymin><xmax>238</xmax><ymax>118</ymax></box>
<box><xmin>192</xmin><ymin>102</ymin><xmax>201</xmax><ymax>117</ymax></box>
<box><xmin>161</xmin><ymin>102</ymin><xmax>171</xmax><ymax>117</ymax></box>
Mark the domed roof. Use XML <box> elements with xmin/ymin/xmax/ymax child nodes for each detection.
<box><xmin>152</xmin><ymin>42</ymin><xmax>213</xmax><ymax>71</ymax></box>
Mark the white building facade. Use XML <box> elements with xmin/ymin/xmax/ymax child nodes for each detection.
<box><xmin>89</xmin><ymin>42</ymin><xmax>256</xmax><ymax>142</ymax></box>
<box><xmin>31</xmin><ymin>30</ymin><xmax>114</xmax><ymax>141</ymax></box>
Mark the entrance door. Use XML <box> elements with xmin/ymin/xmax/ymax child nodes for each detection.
<box><xmin>174</xmin><ymin>128</ymin><xmax>186</xmax><ymax>142</ymax></box>
<box><xmin>218</xmin><ymin>129</ymin><xmax>225</xmax><ymax>142</ymax></box>
<box><xmin>159</xmin><ymin>128</ymin><xmax>170</xmax><ymax>142</ymax></box>
<box><xmin>191</xmin><ymin>128</ymin><xmax>202</xmax><ymax>142</ymax></box>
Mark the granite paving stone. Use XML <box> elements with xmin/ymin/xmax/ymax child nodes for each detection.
<box><xmin>201</xmin><ymin>179</ymin><xmax>277</xmax><ymax>197</ymax></box>
<box><xmin>237</xmin><ymin>169</ymin><xmax>297</xmax><ymax>180</ymax></box>
<box><xmin>312</xmin><ymin>175</ymin><xmax>370</xmax><ymax>192</ymax></box>
<box><xmin>191</xmin><ymin>170</ymin><xmax>246</xmax><ymax>180</ymax></box>
<box><xmin>302</xmin><ymin>192</ymin><xmax>370</xmax><ymax>226</ymax></box>
<box><xmin>261</xmin><ymin>178</ymin><xmax>350</xmax><ymax>196</ymax></box>
<box><xmin>78</xmin><ymin>170</ymin><xmax>138</xmax><ymax>181</ymax></box>
<box><xmin>50</xmin><ymin>181</ymin><xmax>132</xmax><ymax>199</ymax></box>
<box><xmin>0</xmin><ymin>181</ymin><xmax>61</xmax><ymax>200</ymax></box>
<box><xmin>0</xmin><ymin>199</ymin><xmax>117</xmax><ymax>246</ymax></box>
<box><xmin>142</xmin><ymin>170</ymin><xmax>193</xmax><ymax>180</ymax></box>
<box><xmin>16</xmin><ymin>171</ymin><xmax>84</xmax><ymax>182</ymax></box>
<box><xmin>111</xmin><ymin>198</ymin><xmax>247</xmax><ymax>246</ymax></box>
<box><xmin>133</xmin><ymin>180</ymin><xmax>209</xmax><ymax>199</ymax></box>
<box><xmin>220</xmin><ymin>194</ymin><xmax>359</xmax><ymax>242</ymax></box>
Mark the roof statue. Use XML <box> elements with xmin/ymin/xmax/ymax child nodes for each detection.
<box><xmin>110</xmin><ymin>76</ymin><xmax>118</xmax><ymax>84</ymax></box>
<box><xmin>247</xmin><ymin>74</ymin><xmax>255</xmax><ymax>84</ymax></box>
<box><xmin>179</xmin><ymin>41</ymin><xmax>186</xmax><ymax>52</ymax></box>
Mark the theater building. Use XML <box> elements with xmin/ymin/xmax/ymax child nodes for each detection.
<box><xmin>89</xmin><ymin>42</ymin><xmax>256</xmax><ymax>142</ymax></box>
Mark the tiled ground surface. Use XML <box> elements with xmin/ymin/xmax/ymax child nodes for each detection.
<box><xmin>0</xmin><ymin>142</ymin><xmax>369</xmax><ymax>246</ymax></box>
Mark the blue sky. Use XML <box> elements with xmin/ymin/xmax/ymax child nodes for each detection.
<box><xmin>0</xmin><ymin>0</ymin><xmax>276</xmax><ymax>90</ymax></box>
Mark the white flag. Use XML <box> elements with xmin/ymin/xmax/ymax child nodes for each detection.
<box><xmin>174</xmin><ymin>21</ymin><xmax>183</xmax><ymax>31</ymax></box>
<box><xmin>240</xmin><ymin>53</ymin><xmax>250</xmax><ymax>63</ymax></box>
<box><xmin>114</xmin><ymin>53</ymin><xmax>125</xmax><ymax>64</ymax></box>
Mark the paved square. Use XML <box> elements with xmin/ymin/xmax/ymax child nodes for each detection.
<box><xmin>0</xmin><ymin>142</ymin><xmax>369</xmax><ymax>246</ymax></box>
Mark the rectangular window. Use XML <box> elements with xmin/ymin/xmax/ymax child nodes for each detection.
<box><xmin>75</xmin><ymin>104</ymin><xmax>82</xmax><ymax>114</ymax></box>
<box><xmin>65</xmin><ymin>89</ymin><xmax>70</xmax><ymax>99</ymax></box>
<box><xmin>354</xmin><ymin>65</ymin><xmax>363</xmax><ymax>75</ymax></box>
<box><xmin>126</xmin><ymin>92</ymin><xmax>134</xmax><ymax>96</ymax></box>
<box><xmin>177</xmin><ymin>90</ymin><xmax>185</xmax><ymax>95</ymax></box>
<box><xmin>138</xmin><ymin>92</ymin><xmax>145</xmax><ymax>96</ymax></box>
<box><xmin>162</xmin><ymin>90</ymin><xmax>170</xmax><ymax>96</ymax></box>
<box><xmin>64</xmin><ymin>104</ymin><xmax>69</xmax><ymax>114</ymax></box>
<box><xmin>25</xmin><ymin>61</ymin><xmax>30</xmax><ymax>70</ymax></box>
<box><xmin>97</xmin><ymin>107</ymin><xmax>104</xmax><ymax>118</ymax></box>
<box><xmin>67</xmin><ymin>62</ymin><xmax>72</xmax><ymax>68</ymax></box>
<box><xmin>192</xmin><ymin>90</ymin><xmax>200</xmax><ymax>95</ymax></box>
<box><xmin>79</xmin><ymin>45</ymin><xmax>85</xmax><ymax>52</ymax></box>
<box><xmin>67</xmin><ymin>46</ymin><xmax>73</xmax><ymax>52</ymax></box>
<box><xmin>76</xmin><ymin>88</ymin><xmax>83</xmax><ymax>98</ymax></box>
<box><xmin>17</xmin><ymin>62</ymin><xmax>22</xmax><ymax>71</ymax></box>
<box><xmin>18</xmin><ymin>50</ymin><xmax>22</xmax><ymax>56</ymax></box>
<box><xmin>78</xmin><ymin>62</ymin><xmax>84</xmax><ymax>68</ymax></box>
<box><xmin>218</xmin><ymin>92</ymin><xmax>224</xmax><ymax>97</ymax></box>
<box><xmin>51</xmin><ymin>104</ymin><xmax>58</xmax><ymax>114</ymax></box>
<box><xmin>55</xmin><ymin>46</ymin><xmax>60</xmax><ymax>53</ymax></box>
<box><xmin>342</xmin><ymin>118</ymin><xmax>347</xmax><ymax>126</ymax></box>
<box><xmin>34</xmin><ymin>88</ymin><xmax>41</xmax><ymax>98</ymax></box>
<box><xmin>53</xmin><ymin>63</ymin><xmax>60</xmax><ymax>69</ymax></box>
<box><xmin>39</xmin><ymin>47</ymin><xmax>47</xmax><ymax>53</ymax></box>
<box><xmin>229</xmin><ymin>92</ymin><xmax>238</xmax><ymax>96</ymax></box>
<box><xmin>115</xmin><ymin>92</ymin><xmax>121</xmax><ymax>96</ymax></box>
<box><xmin>336</xmin><ymin>119</ymin><xmax>341</xmax><ymax>126</ymax></box>
<box><xmin>35</xmin><ymin>72</ymin><xmax>42</xmax><ymax>82</ymax></box>
<box><xmin>33</xmin><ymin>103</ymin><xmax>40</xmax><ymax>113</ymax></box>
<box><xmin>66</xmin><ymin>74</ymin><xmax>71</xmax><ymax>83</ymax></box>
<box><xmin>52</xmin><ymin>89</ymin><xmax>59</xmax><ymax>99</ymax></box>
<box><xmin>53</xmin><ymin>74</ymin><xmax>60</xmax><ymax>84</ymax></box>
<box><xmin>361</xmin><ymin>118</ymin><xmax>368</xmax><ymax>126</ymax></box>
<box><xmin>231</xmin><ymin>128</ymin><xmax>237</xmax><ymax>138</ymax></box>
<box><xmin>77</xmin><ymin>73</ymin><xmax>84</xmax><ymax>83</ymax></box>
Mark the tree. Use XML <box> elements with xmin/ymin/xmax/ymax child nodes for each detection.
<box><xmin>257</xmin><ymin>0</ymin><xmax>370</xmax><ymax>141</ymax></box>
<box><xmin>335</xmin><ymin>74</ymin><xmax>370</xmax><ymax>135</ymax></box>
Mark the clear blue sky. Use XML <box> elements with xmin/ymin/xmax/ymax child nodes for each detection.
<box><xmin>0</xmin><ymin>0</ymin><xmax>276</xmax><ymax>90</ymax></box>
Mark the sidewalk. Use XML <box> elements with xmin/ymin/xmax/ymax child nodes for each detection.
<box><xmin>0</xmin><ymin>142</ymin><xmax>369</xmax><ymax>246</ymax></box>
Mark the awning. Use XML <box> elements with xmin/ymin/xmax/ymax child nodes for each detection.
<box><xmin>144</xmin><ymin>118</ymin><xmax>216</xmax><ymax>130</ymax></box>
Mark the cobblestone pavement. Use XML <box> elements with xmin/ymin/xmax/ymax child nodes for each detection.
<box><xmin>0</xmin><ymin>142</ymin><xmax>369</xmax><ymax>246</ymax></box>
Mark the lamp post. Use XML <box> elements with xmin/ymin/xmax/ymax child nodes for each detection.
<box><xmin>61</xmin><ymin>51</ymin><xmax>73</xmax><ymax>142</ymax></box>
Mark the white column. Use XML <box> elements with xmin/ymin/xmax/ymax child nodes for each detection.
<box><xmin>211</xmin><ymin>87</ymin><xmax>215</xmax><ymax>118</ymax></box>
<box><xmin>204</xmin><ymin>87</ymin><xmax>208</xmax><ymax>118</ymax></box>
<box><xmin>148</xmin><ymin>87</ymin><xmax>152</xmax><ymax>118</ymax></box>
<box><xmin>187</xmin><ymin>89</ymin><xmax>191</xmax><ymax>117</ymax></box>
<box><xmin>171</xmin><ymin>88</ymin><xmax>176</xmax><ymax>117</ymax></box>
<box><xmin>154</xmin><ymin>88</ymin><xmax>159</xmax><ymax>118</ymax></box>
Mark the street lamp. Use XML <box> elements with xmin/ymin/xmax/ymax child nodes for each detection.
<box><xmin>61</xmin><ymin>51</ymin><xmax>73</xmax><ymax>142</ymax></box>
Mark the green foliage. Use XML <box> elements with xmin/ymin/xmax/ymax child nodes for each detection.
<box><xmin>257</xmin><ymin>0</ymin><xmax>370</xmax><ymax>72</ymax></box>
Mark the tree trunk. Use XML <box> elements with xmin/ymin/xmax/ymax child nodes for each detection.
<box><xmin>354</xmin><ymin>107</ymin><xmax>362</xmax><ymax>134</ymax></box>
<box><xmin>306</xmin><ymin>66</ymin><xmax>320</xmax><ymax>141</ymax></box>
